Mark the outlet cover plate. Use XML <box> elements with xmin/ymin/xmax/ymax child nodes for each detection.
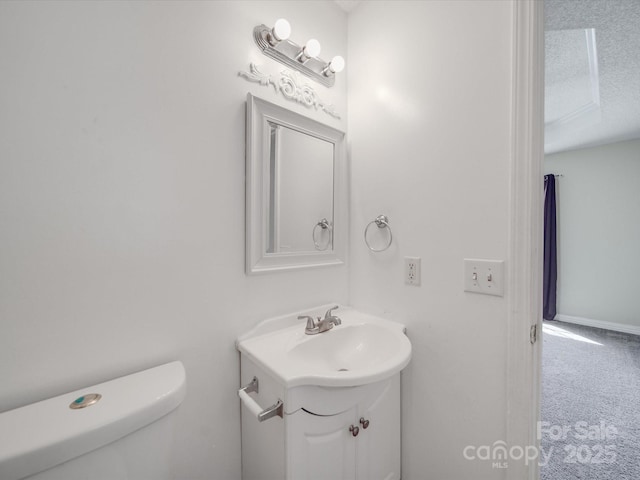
<box><xmin>405</xmin><ymin>257</ymin><xmax>421</xmax><ymax>286</ymax></box>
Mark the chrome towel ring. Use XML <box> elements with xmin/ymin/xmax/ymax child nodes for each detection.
<box><xmin>364</xmin><ymin>215</ymin><xmax>393</xmax><ymax>252</ymax></box>
<box><xmin>313</xmin><ymin>218</ymin><xmax>332</xmax><ymax>251</ymax></box>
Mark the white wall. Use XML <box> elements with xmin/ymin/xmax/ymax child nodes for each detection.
<box><xmin>348</xmin><ymin>1</ymin><xmax>513</xmax><ymax>479</ymax></box>
<box><xmin>545</xmin><ymin>139</ymin><xmax>640</xmax><ymax>328</ymax></box>
<box><xmin>0</xmin><ymin>1</ymin><xmax>347</xmax><ymax>478</ymax></box>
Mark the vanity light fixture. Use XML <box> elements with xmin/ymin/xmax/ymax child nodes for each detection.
<box><xmin>322</xmin><ymin>55</ymin><xmax>345</xmax><ymax>77</ymax></box>
<box><xmin>253</xmin><ymin>18</ymin><xmax>344</xmax><ymax>87</ymax></box>
<box><xmin>268</xmin><ymin>18</ymin><xmax>291</xmax><ymax>46</ymax></box>
<box><xmin>296</xmin><ymin>38</ymin><xmax>321</xmax><ymax>63</ymax></box>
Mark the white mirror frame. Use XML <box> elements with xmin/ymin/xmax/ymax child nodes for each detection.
<box><xmin>245</xmin><ymin>93</ymin><xmax>347</xmax><ymax>274</ymax></box>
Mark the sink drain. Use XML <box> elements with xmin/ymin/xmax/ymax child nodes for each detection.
<box><xmin>337</xmin><ymin>368</ymin><xmax>349</xmax><ymax>372</ymax></box>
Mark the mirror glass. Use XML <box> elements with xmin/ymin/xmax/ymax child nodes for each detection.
<box><xmin>267</xmin><ymin>123</ymin><xmax>334</xmax><ymax>253</ymax></box>
<box><xmin>246</xmin><ymin>94</ymin><xmax>346</xmax><ymax>274</ymax></box>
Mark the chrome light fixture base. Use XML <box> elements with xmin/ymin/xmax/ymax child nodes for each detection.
<box><xmin>253</xmin><ymin>25</ymin><xmax>335</xmax><ymax>88</ymax></box>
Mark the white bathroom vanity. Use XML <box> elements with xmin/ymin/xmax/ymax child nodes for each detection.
<box><xmin>236</xmin><ymin>305</ymin><xmax>411</xmax><ymax>480</ymax></box>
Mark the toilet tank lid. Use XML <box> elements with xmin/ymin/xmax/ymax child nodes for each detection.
<box><xmin>0</xmin><ymin>361</ymin><xmax>186</xmax><ymax>480</ymax></box>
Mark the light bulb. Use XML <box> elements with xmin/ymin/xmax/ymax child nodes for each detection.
<box><xmin>329</xmin><ymin>55</ymin><xmax>345</xmax><ymax>73</ymax></box>
<box><xmin>304</xmin><ymin>39</ymin><xmax>321</xmax><ymax>58</ymax></box>
<box><xmin>272</xmin><ymin>18</ymin><xmax>291</xmax><ymax>41</ymax></box>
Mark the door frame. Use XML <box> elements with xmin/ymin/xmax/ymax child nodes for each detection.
<box><xmin>506</xmin><ymin>1</ymin><xmax>544</xmax><ymax>479</ymax></box>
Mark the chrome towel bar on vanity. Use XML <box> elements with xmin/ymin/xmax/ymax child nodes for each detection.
<box><xmin>238</xmin><ymin>376</ymin><xmax>283</xmax><ymax>422</ymax></box>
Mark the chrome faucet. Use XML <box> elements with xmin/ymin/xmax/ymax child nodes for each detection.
<box><xmin>298</xmin><ymin>306</ymin><xmax>341</xmax><ymax>335</ymax></box>
<box><xmin>322</xmin><ymin>306</ymin><xmax>341</xmax><ymax>326</ymax></box>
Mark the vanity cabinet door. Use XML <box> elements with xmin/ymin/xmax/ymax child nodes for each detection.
<box><xmin>287</xmin><ymin>408</ymin><xmax>357</xmax><ymax>480</ymax></box>
<box><xmin>356</xmin><ymin>375</ymin><xmax>401</xmax><ymax>480</ymax></box>
<box><xmin>284</xmin><ymin>374</ymin><xmax>401</xmax><ymax>480</ymax></box>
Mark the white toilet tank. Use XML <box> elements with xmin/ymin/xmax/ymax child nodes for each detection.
<box><xmin>0</xmin><ymin>361</ymin><xmax>186</xmax><ymax>480</ymax></box>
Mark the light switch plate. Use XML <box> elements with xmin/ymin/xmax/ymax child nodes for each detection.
<box><xmin>464</xmin><ymin>259</ymin><xmax>504</xmax><ymax>296</ymax></box>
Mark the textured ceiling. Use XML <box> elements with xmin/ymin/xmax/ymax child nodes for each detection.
<box><xmin>545</xmin><ymin>0</ymin><xmax>640</xmax><ymax>154</ymax></box>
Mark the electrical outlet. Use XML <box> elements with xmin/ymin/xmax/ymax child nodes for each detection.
<box><xmin>405</xmin><ymin>257</ymin><xmax>421</xmax><ymax>286</ymax></box>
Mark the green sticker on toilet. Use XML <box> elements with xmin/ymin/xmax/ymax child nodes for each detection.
<box><xmin>69</xmin><ymin>393</ymin><xmax>102</xmax><ymax>409</ymax></box>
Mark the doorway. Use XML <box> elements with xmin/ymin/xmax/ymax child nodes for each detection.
<box><xmin>540</xmin><ymin>1</ymin><xmax>640</xmax><ymax>478</ymax></box>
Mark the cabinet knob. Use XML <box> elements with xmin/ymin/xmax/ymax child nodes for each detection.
<box><xmin>359</xmin><ymin>417</ymin><xmax>370</xmax><ymax>429</ymax></box>
<box><xmin>349</xmin><ymin>425</ymin><xmax>360</xmax><ymax>437</ymax></box>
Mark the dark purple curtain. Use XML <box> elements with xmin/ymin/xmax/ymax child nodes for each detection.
<box><xmin>543</xmin><ymin>174</ymin><xmax>557</xmax><ymax>320</ymax></box>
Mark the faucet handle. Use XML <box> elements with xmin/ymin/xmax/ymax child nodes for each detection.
<box><xmin>324</xmin><ymin>305</ymin><xmax>339</xmax><ymax>319</ymax></box>
<box><xmin>298</xmin><ymin>315</ymin><xmax>316</xmax><ymax>330</ymax></box>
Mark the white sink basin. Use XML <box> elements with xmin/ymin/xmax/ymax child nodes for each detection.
<box><xmin>237</xmin><ymin>306</ymin><xmax>412</xmax><ymax>387</ymax></box>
